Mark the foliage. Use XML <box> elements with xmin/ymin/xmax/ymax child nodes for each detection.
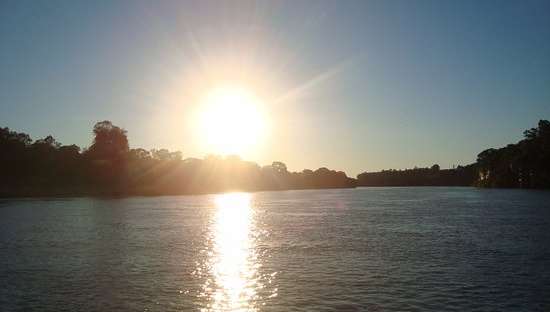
<box><xmin>357</xmin><ymin>164</ymin><xmax>476</xmax><ymax>187</ymax></box>
<box><xmin>0</xmin><ymin>121</ymin><xmax>355</xmax><ymax>196</ymax></box>
<box><xmin>2</xmin><ymin>119</ymin><xmax>548</xmax><ymax>196</ymax></box>
<box><xmin>476</xmin><ymin>120</ymin><xmax>550</xmax><ymax>188</ymax></box>
<box><xmin>357</xmin><ymin>120</ymin><xmax>550</xmax><ymax>189</ymax></box>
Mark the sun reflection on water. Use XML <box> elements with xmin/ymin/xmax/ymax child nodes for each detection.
<box><xmin>197</xmin><ymin>192</ymin><xmax>275</xmax><ymax>311</ymax></box>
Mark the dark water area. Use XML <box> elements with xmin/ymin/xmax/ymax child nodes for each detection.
<box><xmin>1</xmin><ymin>187</ymin><xmax>549</xmax><ymax>311</ymax></box>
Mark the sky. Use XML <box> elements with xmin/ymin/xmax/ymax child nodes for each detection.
<box><xmin>1</xmin><ymin>0</ymin><xmax>549</xmax><ymax>176</ymax></box>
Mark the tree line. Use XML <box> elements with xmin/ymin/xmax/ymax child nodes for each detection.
<box><xmin>1</xmin><ymin>119</ymin><xmax>549</xmax><ymax>196</ymax></box>
<box><xmin>0</xmin><ymin>121</ymin><xmax>355</xmax><ymax>197</ymax></box>
<box><xmin>357</xmin><ymin>164</ymin><xmax>477</xmax><ymax>187</ymax></box>
<box><xmin>356</xmin><ymin>120</ymin><xmax>550</xmax><ymax>189</ymax></box>
<box><xmin>476</xmin><ymin>120</ymin><xmax>550</xmax><ymax>188</ymax></box>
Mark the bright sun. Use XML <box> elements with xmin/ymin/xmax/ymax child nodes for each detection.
<box><xmin>198</xmin><ymin>86</ymin><xmax>267</xmax><ymax>156</ymax></box>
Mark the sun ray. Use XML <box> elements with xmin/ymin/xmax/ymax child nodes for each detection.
<box><xmin>273</xmin><ymin>58</ymin><xmax>354</xmax><ymax>104</ymax></box>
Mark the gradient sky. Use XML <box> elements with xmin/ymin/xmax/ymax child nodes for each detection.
<box><xmin>1</xmin><ymin>0</ymin><xmax>549</xmax><ymax>176</ymax></box>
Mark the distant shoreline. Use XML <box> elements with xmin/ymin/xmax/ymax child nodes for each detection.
<box><xmin>0</xmin><ymin>185</ymin><xmax>358</xmax><ymax>199</ymax></box>
<box><xmin>4</xmin><ymin>185</ymin><xmax>549</xmax><ymax>200</ymax></box>
<box><xmin>2</xmin><ymin>119</ymin><xmax>549</xmax><ymax>196</ymax></box>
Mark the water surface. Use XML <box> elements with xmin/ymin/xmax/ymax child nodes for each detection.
<box><xmin>1</xmin><ymin>187</ymin><xmax>549</xmax><ymax>311</ymax></box>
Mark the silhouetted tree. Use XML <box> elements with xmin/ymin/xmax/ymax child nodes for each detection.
<box><xmin>476</xmin><ymin>120</ymin><xmax>550</xmax><ymax>188</ymax></box>
<box><xmin>20</xmin><ymin>116</ymin><xmax>550</xmax><ymax>196</ymax></box>
<box><xmin>357</xmin><ymin>164</ymin><xmax>476</xmax><ymax>186</ymax></box>
<box><xmin>0</xmin><ymin>127</ymin><xmax>32</xmax><ymax>185</ymax></box>
<box><xmin>129</xmin><ymin>148</ymin><xmax>151</xmax><ymax>161</ymax></box>
<box><xmin>151</xmin><ymin>148</ymin><xmax>182</xmax><ymax>161</ymax></box>
<box><xmin>84</xmin><ymin>121</ymin><xmax>129</xmax><ymax>188</ymax></box>
<box><xmin>87</xmin><ymin>121</ymin><xmax>129</xmax><ymax>160</ymax></box>
<box><xmin>272</xmin><ymin>161</ymin><xmax>288</xmax><ymax>174</ymax></box>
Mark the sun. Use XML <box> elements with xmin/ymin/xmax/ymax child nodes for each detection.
<box><xmin>198</xmin><ymin>86</ymin><xmax>268</xmax><ymax>156</ymax></box>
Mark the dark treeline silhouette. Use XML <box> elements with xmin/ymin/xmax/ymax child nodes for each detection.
<box><xmin>0</xmin><ymin>121</ymin><xmax>355</xmax><ymax>197</ymax></box>
<box><xmin>356</xmin><ymin>120</ymin><xmax>550</xmax><ymax>189</ymax></box>
<box><xmin>356</xmin><ymin>164</ymin><xmax>477</xmax><ymax>187</ymax></box>
<box><xmin>2</xmin><ymin>119</ymin><xmax>549</xmax><ymax>196</ymax></box>
<box><xmin>476</xmin><ymin>120</ymin><xmax>550</xmax><ymax>188</ymax></box>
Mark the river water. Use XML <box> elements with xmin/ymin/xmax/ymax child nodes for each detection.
<box><xmin>1</xmin><ymin>187</ymin><xmax>549</xmax><ymax>311</ymax></box>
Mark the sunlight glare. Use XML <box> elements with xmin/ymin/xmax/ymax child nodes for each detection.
<box><xmin>209</xmin><ymin>193</ymin><xmax>257</xmax><ymax>311</ymax></box>
<box><xmin>198</xmin><ymin>86</ymin><xmax>267</xmax><ymax>156</ymax></box>
<box><xmin>196</xmin><ymin>192</ymin><xmax>277</xmax><ymax>311</ymax></box>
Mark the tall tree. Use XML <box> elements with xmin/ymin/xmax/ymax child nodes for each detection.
<box><xmin>85</xmin><ymin>121</ymin><xmax>129</xmax><ymax>188</ymax></box>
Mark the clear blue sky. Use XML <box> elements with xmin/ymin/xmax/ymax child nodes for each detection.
<box><xmin>1</xmin><ymin>0</ymin><xmax>549</xmax><ymax>176</ymax></box>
